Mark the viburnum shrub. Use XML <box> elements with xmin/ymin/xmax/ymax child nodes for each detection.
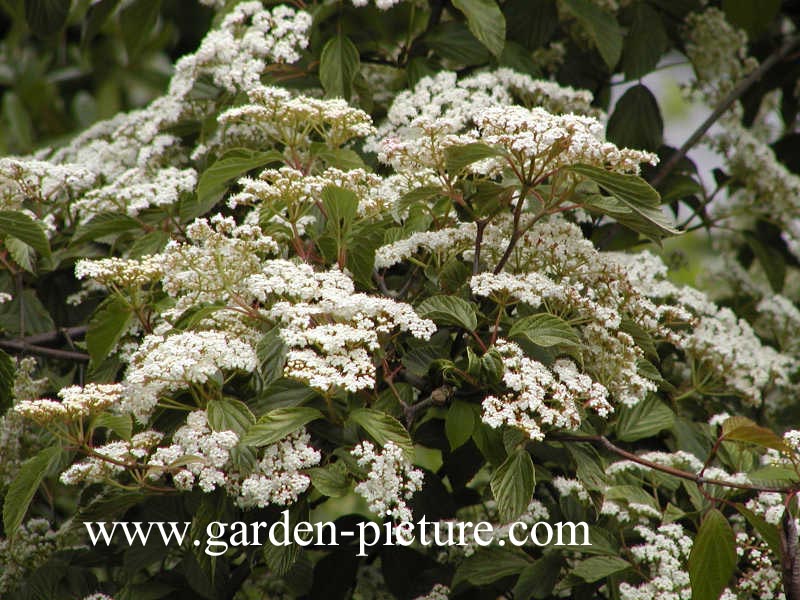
<box><xmin>1</xmin><ymin>1</ymin><xmax>800</xmax><ymax>599</ymax></box>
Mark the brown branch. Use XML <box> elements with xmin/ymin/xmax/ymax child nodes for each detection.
<box><xmin>0</xmin><ymin>340</ymin><xmax>89</xmax><ymax>362</ymax></box>
<box><xmin>553</xmin><ymin>434</ymin><xmax>796</xmax><ymax>494</ymax></box>
<box><xmin>4</xmin><ymin>325</ymin><xmax>88</xmax><ymax>347</ymax></box>
<box><xmin>781</xmin><ymin>506</ymin><xmax>800</xmax><ymax>600</ymax></box>
<box><xmin>649</xmin><ymin>34</ymin><xmax>800</xmax><ymax>188</ymax></box>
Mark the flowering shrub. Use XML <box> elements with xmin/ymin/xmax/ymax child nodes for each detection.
<box><xmin>1</xmin><ymin>1</ymin><xmax>800</xmax><ymax>599</ymax></box>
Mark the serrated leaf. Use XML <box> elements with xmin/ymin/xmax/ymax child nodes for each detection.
<box><xmin>128</xmin><ymin>230</ymin><xmax>170</xmax><ymax>258</ymax></box>
<box><xmin>444</xmin><ymin>142</ymin><xmax>503</xmax><ymax>173</ymax></box>
<box><xmin>207</xmin><ymin>398</ymin><xmax>255</xmax><ymax>436</ymax></box>
<box><xmin>241</xmin><ymin>407</ymin><xmax>323</xmax><ymax>447</ymax></box>
<box><xmin>446</xmin><ymin>400</ymin><xmax>475</xmax><ymax>450</ymax></box>
<box><xmin>607</xmin><ymin>84</ymin><xmax>663</xmax><ymax>152</ymax></box>
<box><xmin>509</xmin><ymin>313</ymin><xmax>580</xmax><ymax>347</ymax></box>
<box><xmin>72</xmin><ymin>212</ymin><xmax>141</xmax><ymax>244</ymax></box>
<box><xmin>572</xmin><ymin>164</ymin><xmax>680</xmax><ymax>241</ymax></box>
<box><xmin>689</xmin><ymin>509</ymin><xmax>736</xmax><ymax>600</ymax></box>
<box><xmin>572</xmin><ymin>556</ymin><xmax>631</xmax><ymax>582</ymax></box>
<box><xmin>86</xmin><ymin>296</ymin><xmax>134</xmax><ymax>367</ymax></box>
<box><xmin>491</xmin><ymin>449</ymin><xmax>535</xmax><ymax>521</ymax></box>
<box><xmin>256</xmin><ymin>327</ymin><xmax>288</xmax><ymax>384</ymax></box>
<box><xmin>424</xmin><ymin>21</ymin><xmax>490</xmax><ymax>66</ymax></box>
<box><xmin>416</xmin><ymin>295</ymin><xmax>477</xmax><ymax>331</ymax></box>
<box><xmin>308</xmin><ymin>463</ymin><xmax>349</xmax><ymax>498</ymax></box>
<box><xmin>5</xmin><ymin>237</ymin><xmax>35</xmax><ymax>273</ymax></box>
<box><xmin>319</xmin><ymin>34</ymin><xmax>360</xmax><ymax>101</ymax></box>
<box><xmin>615</xmin><ymin>395</ymin><xmax>674</xmax><ymax>442</ymax></box>
<box><xmin>3</xmin><ymin>445</ymin><xmax>60</xmax><ymax>535</ymax></box>
<box><xmin>451</xmin><ymin>0</ymin><xmax>506</xmax><ymax>57</ymax></box>
<box><xmin>721</xmin><ymin>416</ymin><xmax>787</xmax><ymax>451</ymax></box>
<box><xmin>92</xmin><ymin>412</ymin><xmax>133</xmax><ymax>441</ymax></box>
<box><xmin>561</xmin><ymin>0</ymin><xmax>623</xmax><ymax>69</ymax></box>
<box><xmin>349</xmin><ymin>408</ymin><xmax>414</xmax><ymax>458</ymax></box>
<box><xmin>190</xmin><ymin>149</ymin><xmax>283</xmax><ymax>222</ymax></box>
<box><xmin>0</xmin><ymin>210</ymin><xmax>52</xmax><ymax>259</ymax></box>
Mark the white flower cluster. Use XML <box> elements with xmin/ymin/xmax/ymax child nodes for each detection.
<box><xmin>73</xmin><ymin>166</ymin><xmax>197</xmax><ymax>221</ymax></box>
<box><xmin>170</xmin><ymin>2</ymin><xmax>311</xmax><ymax>99</ymax></box>
<box><xmin>351</xmin><ymin>441</ymin><xmax>424</xmax><ymax>523</ymax></box>
<box><xmin>75</xmin><ymin>255</ymin><xmax>164</xmax><ymax>288</ymax></box>
<box><xmin>375</xmin><ymin>223</ymin><xmax>477</xmax><ymax>269</ymax></box>
<box><xmin>367</xmin><ymin>68</ymin><xmax>598</xmax><ymax>153</ymax></box>
<box><xmin>237</xmin><ymin>429</ymin><xmax>321</xmax><ymax>508</ymax></box>
<box><xmin>14</xmin><ymin>383</ymin><xmax>123</xmax><ymax>423</ymax></box>
<box><xmin>474</xmin><ymin>105</ymin><xmax>657</xmax><ymax>175</ymax></box>
<box><xmin>123</xmin><ymin>331</ymin><xmax>258</xmax><ymax>421</ymax></box>
<box><xmin>230</xmin><ymin>166</ymin><xmax>388</xmax><ymax>223</ymax></box>
<box><xmin>148</xmin><ymin>411</ymin><xmax>238</xmax><ymax>492</ymax></box>
<box><xmin>218</xmin><ymin>85</ymin><xmax>375</xmax><ymax>151</ymax></box>
<box><xmin>552</xmin><ymin>476</ymin><xmax>590</xmax><ymax>501</ymax></box>
<box><xmin>0</xmin><ymin>157</ymin><xmax>95</xmax><ymax>211</ymax></box>
<box><xmin>0</xmin><ymin>518</ymin><xmax>59</xmax><ymax>595</ymax></box>
<box><xmin>248</xmin><ymin>260</ymin><xmax>435</xmax><ymax>393</ymax></box>
<box><xmin>481</xmin><ymin>339</ymin><xmax>610</xmax><ymax>440</ymax></box>
<box><xmin>619</xmin><ymin>524</ymin><xmax>693</xmax><ymax>600</ymax></box>
<box><xmin>60</xmin><ymin>433</ymin><xmax>163</xmax><ymax>486</ymax></box>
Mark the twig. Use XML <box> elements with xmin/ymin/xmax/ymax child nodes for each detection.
<box><xmin>2</xmin><ymin>325</ymin><xmax>88</xmax><ymax>347</ymax></box>
<box><xmin>0</xmin><ymin>340</ymin><xmax>89</xmax><ymax>362</ymax></box>
<box><xmin>552</xmin><ymin>433</ymin><xmax>795</xmax><ymax>494</ymax></box>
<box><xmin>781</xmin><ymin>504</ymin><xmax>800</xmax><ymax>600</ymax></box>
<box><xmin>649</xmin><ymin>34</ymin><xmax>800</xmax><ymax>188</ymax></box>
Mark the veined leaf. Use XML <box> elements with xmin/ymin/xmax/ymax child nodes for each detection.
<box><xmin>241</xmin><ymin>407</ymin><xmax>323</xmax><ymax>447</ymax></box>
<box><xmin>688</xmin><ymin>509</ymin><xmax>737</xmax><ymax>600</ymax></box>
<box><xmin>491</xmin><ymin>449</ymin><xmax>535</xmax><ymax>521</ymax></box>
<box><xmin>509</xmin><ymin>313</ymin><xmax>580</xmax><ymax>347</ymax></box>
<box><xmin>416</xmin><ymin>295</ymin><xmax>477</xmax><ymax>331</ymax></box>
<box><xmin>319</xmin><ymin>34</ymin><xmax>360</xmax><ymax>101</ymax></box>
<box><xmin>451</xmin><ymin>0</ymin><xmax>506</xmax><ymax>57</ymax></box>
<box><xmin>349</xmin><ymin>408</ymin><xmax>414</xmax><ymax>458</ymax></box>
<box><xmin>3</xmin><ymin>445</ymin><xmax>61</xmax><ymax>535</ymax></box>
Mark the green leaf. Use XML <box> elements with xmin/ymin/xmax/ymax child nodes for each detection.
<box><xmin>453</xmin><ymin>546</ymin><xmax>531</xmax><ymax>587</ymax></box>
<box><xmin>5</xmin><ymin>237</ymin><xmax>35</xmax><ymax>273</ymax></box>
<box><xmin>572</xmin><ymin>556</ymin><xmax>631</xmax><ymax>582</ymax></box>
<box><xmin>312</xmin><ymin>144</ymin><xmax>365</xmax><ymax>170</ymax></box>
<box><xmin>24</xmin><ymin>0</ymin><xmax>69</xmax><ymax>37</ymax></box>
<box><xmin>190</xmin><ymin>149</ymin><xmax>283</xmax><ymax>222</ymax></box>
<box><xmin>347</xmin><ymin>222</ymin><xmax>384</xmax><ymax>289</ymax></box>
<box><xmin>321</xmin><ymin>185</ymin><xmax>359</xmax><ymax>265</ymax></box>
<box><xmin>0</xmin><ymin>210</ymin><xmax>52</xmax><ymax>259</ymax></box>
<box><xmin>689</xmin><ymin>509</ymin><xmax>737</xmax><ymax>600</ymax></box>
<box><xmin>128</xmin><ymin>229</ymin><xmax>171</xmax><ymax>258</ymax></box>
<box><xmin>745</xmin><ymin>232</ymin><xmax>785</xmax><ymax>293</ymax></box>
<box><xmin>722</xmin><ymin>0</ymin><xmax>780</xmax><ymax>38</ymax></box>
<box><xmin>3</xmin><ymin>445</ymin><xmax>60</xmax><ymax>535</ymax></box>
<box><xmin>86</xmin><ymin>296</ymin><xmax>134</xmax><ymax>367</ymax></box>
<box><xmin>241</xmin><ymin>407</ymin><xmax>323</xmax><ymax>447</ymax></box>
<box><xmin>566</xmin><ymin>443</ymin><xmax>607</xmax><ymax>491</ymax></box>
<box><xmin>3</xmin><ymin>92</ymin><xmax>33</xmax><ymax>151</ymax></box>
<box><xmin>444</xmin><ymin>142</ymin><xmax>503</xmax><ymax>173</ymax></box>
<box><xmin>349</xmin><ymin>408</ymin><xmax>414</xmax><ymax>458</ymax></box>
<box><xmin>319</xmin><ymin>34</ymin><xmax>360</xmax><ymax>101</ymax></box>
<box><xmin>308</xmin><ymin>463</ymin><xmax>349</xmax><ymax>498</ymax></box>
<box><xmin>451</xmin><ymin>0</ymin><xmax>506</xmax><ymax>57</ymax></box>
<box><xmin>513</xmin><ymin>554</ymin><xmax>561</xmax><ymax>599</ymax></box>
<box><xmin>509</xmin><ymin>313</ymin><xmax>580</xmax><ymax>347</ymax></box>
<box><xmin>560</xmin><ymin>0</ymin><xmax>623</xmax><ymax>69</ymax></box>
<box><xmin>120</xmin><ymin>0</ymin><xmax>161</xmax><ymax>60</ymax></box>
<box><xmin>622</xmin><ymin>4</ymin><xmax>669</xmax><ymax>80</ymax></box>
<box><xmin>416</xmin><ymin>295</ymin><xmax>477</xmax><ymax>331</ymax></box>
<box><xmin>491</xmin><ymin>449</ymin><xmax>535</xmax><ymax>521</ymax></box>
<box><xmin>424</xmin><ymin>21</ymin><xmax>490</xmax><ymax>66</ymax></box>
<box><xmin>615</xmin><ymin>395</ymin><xmax>675</xmax><ymax>442</ymax></box>
<box><xmin>573</xmin><ymin>164</ymin><xmax>680</xmax><ymax>241</ymax></box>
<box><xmin>256</xmin><ymin>327</ymin><xmax>288</xmax><ymax>384</ymax></box>
<box><xmin>207</xmin><ymin>398</ymin><xmax>255</xmax><ymax>436</ymax></box>
<box><xmin>446</xmin><ymin>400</ymin><xmax>475</xmax><ymax>450</ymax></box>
<box><xmin>72</xmin><ymin>213</ymin><xmax>142</xmax><ymax>244</ymax></box>
<box><xmin>0</xmin><ymin>348</ymin><xmax>15</xmax><ymax>415</ymax></box>
<box><xmin>721</xmin><ymin>416</ymin><xmax>787</xmax><ymax>451</ymax></box>
<box><xmin>607</xmin><ymin>84</ymin><xmax>663</xmax><ymax>152</ymax></box>
<box><xmin>92</xmin><ymin>412</ymin><xmax>133</xmax><ymax>441</ymax></box>
<box><xmin>82</xmin><ymin>0</ymin><xmax>121</xmax><ymax>47</ymax></box>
